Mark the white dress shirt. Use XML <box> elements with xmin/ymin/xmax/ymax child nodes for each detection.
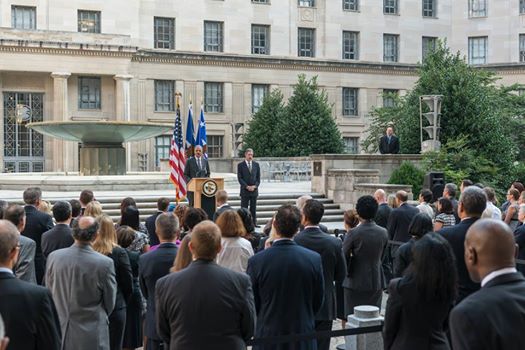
<box><xmin>216</xmin><ymin>237</ymin><xmax>254</xmax><ymax>273</ymax></box>
<box><xmin>481</xmin><ymin>267</ymin><xmax>517</xmax><ymax>287</ymax></box>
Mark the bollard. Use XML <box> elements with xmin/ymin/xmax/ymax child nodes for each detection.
<box><xmin>345</xmin><ymin>305</ymin><xmax>384</xmax><ymax>350</ymax></box>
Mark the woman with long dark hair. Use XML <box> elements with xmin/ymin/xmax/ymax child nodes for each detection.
<box><xmin>384</xmin><ymin>233</ymin><xmax>457</xmax><ymax>350</ymax></box>
<box><xmin>119</xmin><ymin>206</ymin><xmax>150</xmax><ymax>254</ymax></box>
<box><xmin>394</xmin><ymin>213</ymin><xmax>433</xmax><ymax>277</ymax></box>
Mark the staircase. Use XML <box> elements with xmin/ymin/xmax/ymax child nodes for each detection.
<box><xmin>86</xmin><ymin>193</ymin><xmax>345</xmax><ymax>227</ymax></box>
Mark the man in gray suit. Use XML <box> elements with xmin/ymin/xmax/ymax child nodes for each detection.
<box><xmin>3</xmin><ymin>204</ymin><xmax>36</xmax><ymax>284</ymax></box>
<box><xmin>45</xmin><ymin>216</ymin><xmax>116</xmax><ymax>350</ymax></box>
<box><xmin>343</xmin><ymin>195</ymin><xmax>388</xmax><ymax>317</ymax></box>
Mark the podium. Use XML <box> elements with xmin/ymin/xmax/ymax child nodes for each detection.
<box><xmin>187</xmin><ymin>177</ymin><xmax>224</xmax><ymax>219</ymax></box>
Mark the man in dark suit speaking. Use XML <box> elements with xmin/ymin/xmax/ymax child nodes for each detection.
<box><xmin>379</xmin><ymin>126</ymin><xmax>400</xmax><ymax>154</ymax></box>
<box><xmin>184</xmin><ymin>145</ymin><xmax>210</xmax><ymax>206</ymax></box>
<box><xmin>450</xmin><ymin>219</ymin><xmax>525</xmax><ymax>350</ymax></box>
<box><xmin>237</xmin><ymin>148</ymin><xmax>261</xmax><ymax>226</ymax></box>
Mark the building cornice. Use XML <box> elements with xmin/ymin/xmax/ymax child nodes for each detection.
<box><xmin>0</xmin><ymin>38</ymin><xmax>138</xmax><ymax>57</ymax></box>
<box><xmin>133</xmin><ymin>50</ymin><xmax>420</xmax><ymax>76</ymax></box>
<box><xmin>478</xmin><ymin>62</ymin><xmax>525</xmax><ymax>75</ymax></box>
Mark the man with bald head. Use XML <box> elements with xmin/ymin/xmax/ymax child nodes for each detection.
<box><xmin>45</xmin><ymin>216</ymin><xmax>116</xmax><ymax>350</ymax></box>
<box><xmin>439</xmin><ymin>186</ymin><xmax>486</xmax><ymax>303</ymax></box>
<box><xmin>374</xmin><ymin>189</ymin><xmax>391</xmax><ymax>229</ymax></box>
<box><xmin>450</xmin><ymin>219</ymin><xmax>525</xmax><ymax>350</ymax></box>
<box><xmin>387</xmin><ymin>190</ymin><xmax>419</xmax><ymax>243</ymax></box>
<box><xmin>156</xmin><ymin>221</ymin><xmax>255</xmax><ymax>350</ymax></box>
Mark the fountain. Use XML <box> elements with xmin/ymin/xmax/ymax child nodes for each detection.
<box><xmin>27</xmin><ymin>120</ymin><xmax>172</xmax><ymax>175</ymax></box>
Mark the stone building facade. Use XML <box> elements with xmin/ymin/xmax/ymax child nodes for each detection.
<box><xmin>0</xmin><ymin>0</ymin><xmax>524</xmax><ymax>172</ymax></box>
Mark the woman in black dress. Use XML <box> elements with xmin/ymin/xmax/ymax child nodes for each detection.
<box><xmin>117</xmin><ymin>226</ymin><xmax>143</xmax><ymax>350</ymax></box>
<box><xmin>384</xmin><ymin>233</ymin><xmax>457</xmax><ymax>350</ymax></box>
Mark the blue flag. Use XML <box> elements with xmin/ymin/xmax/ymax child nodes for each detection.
<box><xmin>196</xmin><ymin>105</ymin><xmax>208</xmax><ymax>158</ymax></box>
<box><xmin>184</xmin><ymin>103</ymin><xmax>195</xmax><ymax>157</ymax></box>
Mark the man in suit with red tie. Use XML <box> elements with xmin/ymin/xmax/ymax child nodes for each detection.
<box><xmin>237</xmin><ymin>149</ymin><xmax>261</xmax><ymax>227</ymax></box>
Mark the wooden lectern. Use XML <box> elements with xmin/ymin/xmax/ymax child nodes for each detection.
<box><xmin>187</xmin><ymin>177</ymin><xmax>224</xmax><ymax>219</ymax></box>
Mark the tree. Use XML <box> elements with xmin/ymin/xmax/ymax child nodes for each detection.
<box><xmin>242</xmin><ymin>75</ymin><xmax>344</xmax><ymax>156</ymax></box>
<box><xmin>276</xmin><ymin>75</ymin><xmax>344</xmax><ymax>156</ymax></box>
<box><xmin>241</xmin><ymin>89</ymin><xmax>285</xmax><ymax>157</ymax></box>
<box><xmin>363</xmin><ymin>42</ymin><xmax>525</xmax><ymax>189</ymax></box>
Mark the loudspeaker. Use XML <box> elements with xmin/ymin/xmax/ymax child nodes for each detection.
<box><xmin>424</xmin><ymin>172</ymin><xmax>445</xmax><ymax>202</ymax></box>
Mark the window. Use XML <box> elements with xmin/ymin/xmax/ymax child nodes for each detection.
<box><xmin>422</xmin><ymin>0</ymin><xmax>436</xmax><ymax>17</ymax></box>
<box><xmin>384</xmin><ymin>0</ymin><xmax>398</xmax><ymax>14</ymax></box>
<box><xmin>204</xmin><ymin>82</ymin><xmax>224</xmax><ymax>113</ymax></box>
<box><xmin>252</xmin><ymin>25</ymin><xmax>270</xmax><ymax>55</ymax></box>
<box><xmin>383</xmin><ymin>34</ymin><xmax>399</xmax><ymax>62</ymax></box>
<box><xmin>154</xmin><ymin>17</ymin><xmax>175</xmax><ymax>49</ymax></box>
<box><xmin>252</xmin><ymin>84</ymin><xmax>269</xmax><ymax>113</ymax></box>
<box><xmin>469</xmin><ymin>0</ymin><xmax>487</xmax><ymax>17</ymax></box>
<box><xmin>204</xmin><ymin>21</ymin><xmax>223</xmax><ymax>52</ymax></box>
<box><xmin>154</xmin><ymin>80</ymin><xmax>175</xmax><ymax>112</ymax></box>
<box><xmin>78</xmin><ymin>77</ymin><xmax>101</xmax><ymax>109</ymax></box>
<box><xmin>11</xmin><ymin>6</ymin><xmax>36</xmax><ymax>29</ymax></box>
<box><xmin>155</xmin><ymin>135</ymin><xmax>171</xmax><ymax>166</ymax></box>
<box><xmin>207</xmin><ymin>135</ymin><xmax>224</xmax><ymax>158</ymax></box>
<box><xmin>78</xmin><ymin>10</ymin><xmax>101</xmax><ymax>33</ymax></box>
<box><xmin>299</xmin><ymin>0</ymin><xmax>315</xmax><ymax>6</ymax></box>
<box><xmin>298</xmin><ymin>28</ymin><xmax>315</xmax><ymax>57</ymax></box>
<box><xmin>383</xmin><ymin>89</ymin><xmax>399</xmax><ymax>108</ymax></box>
<box><xmin>343</xmin><ymin>88</ymin><xmax>358</xmax><ymax>116</ymax></box>
<box><xmin>343</xmin><ymin>137</ymin><xmax>359</xmax><ymax>154</ymax></box>
<box><xmin>343</xmin><ymin>31</ymin><xmax>359</xmax><ymax>60</ymax></box>
<box><xmin>520</xmin><ymin>34</ymin><xmax>525</xmax><ymax>62</ymax></box>
<box><xmin>521</xmin><ymin>0</ymin><xmax>525</xmax><ymax>14</ymax></box>
<box><xmin>422</xmin><ymin>36</ymin><xmax>437</xmax><ymax>61</ymax></box>
<box><xmin>468</xmin><ymin>36</ymin><xmax>488</xmax><ymax>64</ymax></box>
<box><xmin>343</xmin><ymin>0</ymin><xmax>359</xmax><ymax>11</ymax></box>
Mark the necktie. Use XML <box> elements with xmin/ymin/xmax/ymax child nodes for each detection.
<box><xmin>198</xmin><ymin>158</ymin><xmax>201</xmax><ymax>169</ymax></box>
<box><xmin>248</xmin><ymin>162</ymin><xmax>252</xmax><ymax>172</ymax></box>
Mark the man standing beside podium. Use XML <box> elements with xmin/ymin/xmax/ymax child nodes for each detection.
<box><xmin>184</xmin><ymin>146</ymin><xmax>210</xmax><ymax>206</ymax></box>
<box><xmin>238</xmin><ymin>149</ymin><xmax>261</xmax><ymax>227</ymax></box>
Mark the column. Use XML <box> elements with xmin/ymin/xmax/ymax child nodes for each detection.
<box><xmin>345</xmin><ymin>305</ymin><xmax>384</xmax><ymax>350</ymax></box>
<box><xmin>51</xmin><ymin>72</ymin><xmax>71</xmax><ymax>172</ymax></box>
<box><xmin>114</xmin><ymin>74</ymin><xmax>133</xmax><ymax>172</ymax></box>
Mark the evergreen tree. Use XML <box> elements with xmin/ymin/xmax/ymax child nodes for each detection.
<box><xmin>363</xmin><ymin>42</ymin><xmax>525</xmax><ymax>188</ymax></box>
<box><xmin>241</xmin><ymin>89</ymin><xmax>285</xmax><ymax>157</ymax></box>
<box><xmin>276</xmin><ymin>75</ymin><xmax>344</xmax><ymax>156</ymax></box>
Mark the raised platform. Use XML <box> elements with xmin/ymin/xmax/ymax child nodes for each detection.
<box><xmin>0</xmin><ymin>172</ymin><xmax>238</xmax><ymax>192</ymax></box>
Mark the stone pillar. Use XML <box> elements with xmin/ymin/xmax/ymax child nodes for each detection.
<box><xmin>114</xmin><ymin>74</ymin><xmax>133</xmax><ymax>172</ymax></box>
<box><xmin>51</xmin><ymin>72</ymin><xmax>71</xmax><ymax>172</ymax></box>
<box><xmin>345</xmin><ymin>305</ymin><xmax>384</xmax><ymax>350</ymax></box>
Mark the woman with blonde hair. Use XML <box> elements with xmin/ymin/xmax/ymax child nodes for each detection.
<box><xmin>93</xmin><ymin>215</ymin><xmax>132</xmax><ymax>350</ymax></box>
<box><xmin>84</xmin><ymin>200</ymin><xmax>103</xmax><ymax>218</ymax></box>
<box><xmin>215</xmin><ymin>211</ymin><xmax>254</xmax><ymax>273</ymax></box>
<box><xmin>171</xmin><ymin>235</ymin><xmax>192</xmax><ymax>273</ymax></box>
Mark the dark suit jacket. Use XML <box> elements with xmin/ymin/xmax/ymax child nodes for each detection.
<box><xmin>393</xmin><ymin>239</ymin><xmax>415</xmax><ymax>278</ymax></box>
<box><xmin>41</xmin><ymin>224</ymin><xmax>74</xmax><ymax>259</ymax></box>
<box><xmin>375</xmin><ymin>203</ymin><xmax>392</xmax><ymax>229</ymax></box>
<box><xmin>22</xmin><ymin>205</ymin><xmax>54</xmax><ymax>284</ymax></box>
<box><xmin>343</xmin><ymin>221</ymin><xmax>389</xmax><ymax>291</ymax></box>
<box><xmin>387</xmin><ymin>203</ymin><xmax>420</xmax><ymax>242</ymax></box>
<box><xmin>247</xmin><ymin>239</ymin><xmax>324</xmax><ymax>350</ymax></box>
<box><xmin>16</xmin><ymin>235</ymin><xmax>37</xmax><ymax>283</ymax></box>
<box><xmin>156</xmin><ymin>259</ymin><xmax>255</xmax><ymax>350</ymax></box>
<box><xmin>450</xmin><ymin>198</ymin><xmax>460</xmax><ymax>224</ymax></box>
<box><xmin>439</xmin><ymin>218</ymin><xmax>481</xmax><ymax>303</ymax></box>
<box><xmin>379</xmin><ymin>135</ymin><xmax>400</xmax><ymax>154</ymax></box>
<box><xmin>183</xmin><ymin>156</ymin><xmax>210</xmax><ymax>183</ymax></box>
<box><xmin>0</xmin><ymin>271</ymin><xmax>61</xmax><ymax>350</ymax></box>
<box><xmin>450</xmin><ymin>273</ymin><xmax>525</xmax><ymax>350</ymax></box>
<box><xmin>139</xmin><ymin>243</ymin><xmax>178</xmax><ymax>340</ymax></box>
<box><xmin>109</xmin><ymin>246</ymin><xmax>133</xmax><ymax>310</ymax></box>
<box><xmin>294</xmin><ymin>227</ymin><xmax>347</xmax><ymax>321</ymax></box>
<box><xmin>145</xmin><ymin>211</ymin><xmax>163</xmax><ymax>246</ymax></box>
<box><xmin>237</xmin><ymin>161</ymin><xmax>261</xmax><ymax>198</ymax></box>
<box><xmin>384</xmin><ymin>277</ymin><xmax>452</xmax><ymax>350</ymax></box>
<box><xmin>213</xmin><ymin>204</ymin><xmax>233</xmax><ymax>222</ymax></box>
<box><xmin>514</xmin><ymin>225</ymin><xmax>525</xmax><ymax>274</ymax></box>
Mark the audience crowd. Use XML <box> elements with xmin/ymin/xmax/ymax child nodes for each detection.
<box><xmin>0</xmin><ymin>180</ymin><xmax>525</xmax><ymax>350</ymax></box>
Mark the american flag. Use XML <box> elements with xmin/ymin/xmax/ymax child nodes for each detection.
<box><xmin>169</xmin><ymin>102</ymin><xmax>186</xmax><ymax>201</ymax></box>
